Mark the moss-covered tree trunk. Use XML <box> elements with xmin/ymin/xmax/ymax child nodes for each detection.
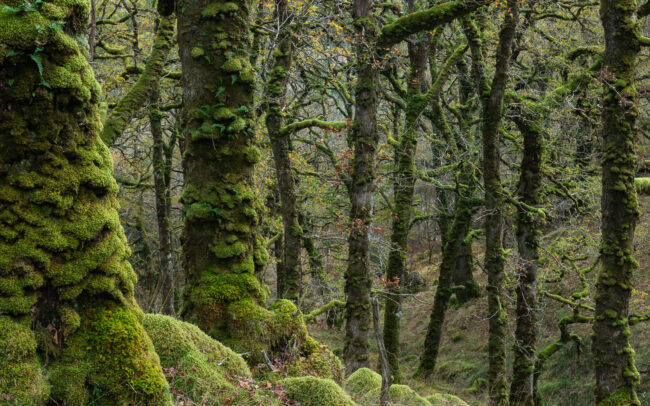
<box><xmin>382</xmin><ymin>26</ymin><xmax>429</xmax><ymax>384</ymax></box>
<box><xmin>480</xmin><ymin>1</ymin><xmax>519</xmax><ymax>404</ymax></box>
<box><xmin>101</xmin><ymin>13</ymin><xmax>175</xmax><ymax>146</ymax></box>
<box><xmin>509</xmin><ymin>111</ymin><xmax>542</xmax><ymax>406</ymax></box>
<box><xmin>177</xmin><ymin>0</ymin><xmax>270</xmax><ymax>337</ymax></box>
<box><xmin>176</xmin><ymin>0</ymin><xmax>342</xmax><ymax>379</ymax></box>
<box><xmin>264</xmin><ymin>0</ymin><xmax>301</xmax><ymax>302</ymax></box>
<box><xmin>343</xmin><ymin>0</ymin><xmax>379</xmax><ymax>373</ymax></box>
<box><xmin>592</xmin><ymin>0</ymin><xmax>642</xmax><ymax>403</ymax></box>
<box><xmin>0</xmin><ymin>0</ymin><xmax>171</xmax><ymax>403</ymax></box>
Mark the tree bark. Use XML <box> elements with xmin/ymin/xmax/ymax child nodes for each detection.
<box><xmin>264</xmin><ymin>0</ymin><xmax>301</xmax><ymax>302</ymax></box>
<box><xmin>0</xmin><ymin>0</ymin><xmax>170</xmax><ymax>402</ymax></box>
<box><xmin>593</xmin><ymin>0</ymin><xmax>642</xmax><ymax>403</ymax></box>
<box><xmin>480</xmin><ymin>1</ymin><xmax>519</xmax><ymax>404</ymax></box>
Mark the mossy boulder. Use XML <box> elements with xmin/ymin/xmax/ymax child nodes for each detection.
<box><xmin>425</xmin><ymin>393</ymin><xmax>470</xmax><ymax>406</ymax></box>
<box><xmin>283</xmin><ymin>376</ymin><xmax>356</xmax><ymax>406</ymax></box>
<box><xmin>0</xmin><ymin>316</ymin><xmax>49</xmax><ymax>405</ymax></box>
<box><xmin>358</xmin><ymin>384</ymin><xmax>432</xmax><ymax>406</ymax></box>
<box><xmin>142</xmin><ymin>314</ymin><xmax>251</xmax><ymax>404</ymax></box>
<box><xmin>345</xmin><ymin>367</ymin><xmax>382</xmax><ymax>400</ymax></box>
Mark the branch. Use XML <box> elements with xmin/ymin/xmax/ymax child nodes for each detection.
<box><xmin>102</xmin><ymin>16</ymin><xmax>176</xmax><ymax>146</ymax></box>
<box><xmin>278</xmin><ymin>119</ymin><xmax>347</xmax><ymax>135</ymax></box>
<box><xmin>378</xmin><ymin>0</ymin><xmax>491</xmax><ymax>49</ymax></box>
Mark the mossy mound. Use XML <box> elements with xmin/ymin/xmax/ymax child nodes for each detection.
<box><xmin>0</xmin><ymin>316</ymin><xmax>49</xmax><ymax>405</ymax></box>
<box><xmin>358</xmin><ymin>384</ymin><xmax>432</xmax><ymax>406</ymax></box>
<box><xmin>345</xmin><ymin>367</ymin><xmax>382</xmax><ymax>400</ymax></box>
<box><xmin>223</xmin><ymin>299</ymin><xmax>344</xmax><ymax>383</ymax></box>
<box><xmin>142</xmin><ymin>314</ymin><xmax>251</xmax><ymax>404</ymax></box>
<box><xmin>425</xmin><ymin>393</ymin><xmax>470</xmax><ymax>406</ymax></box>
<box><xmin>283</xmin><ymin>376</ymin><xmax>356</xmax><ymax>406</ymax></box>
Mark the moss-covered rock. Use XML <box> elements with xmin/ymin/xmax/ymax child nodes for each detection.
<box><xmin>283</xmin><ymin>376</ymin><xmax>356</xmax><ymax>406</ymax></box>
<box><xmin>358</xmin><ymin>384</ymin><xmax>432</xmax><ymax>406</ymax></box>
<box><xmin>425</xmin><ymin>393</ymin><xmax>469</xmax><ymax>406</ymax></box>
<box><xmin>345</xmin><ymin>367</ymin><xmax>382</xmax><ymax>400</ymax></box>
<box><xmin>142</xmin><ymin>314</ymin><xmax>251</xmax><ymax>404</ymax></box>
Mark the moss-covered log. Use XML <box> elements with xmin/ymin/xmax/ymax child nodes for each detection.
<box><xmin>0</xmin><ymin>0</ymin><xmax>171</xmax><ymax>402</ymax></box>
<box><xmin>101</xmin><ymin>14</ymin><xmax>175</xmax><ymax>146</ymax></box>
<box><xmin>592</xmin><ymin>0</ymin><xmax>643</xmax><ymax>403</ymax></box>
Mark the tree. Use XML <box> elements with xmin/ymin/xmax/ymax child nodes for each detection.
<box><xmin>592</xmin><ymin>0</ymin><xmax>646</xmax><ymax>403</ymax></box>
<box><xmin>0</xmin><ymin>0</ymin><xmax>170</xmax><ymax>403</ymax></box>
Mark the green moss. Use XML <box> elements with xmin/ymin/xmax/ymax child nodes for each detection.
<box><xmin>634</xmin><ymin>177</ymin><xmax>650</xmax><ymax>195</ymax></box>
<box><xmin>191</xmin><ymin>46</ymin><xmax>204</xmax><ymax>58</ymax></box>
<box><xmin>425</xmin><ymin>393</ymin><xmax>469</xmax><ymax>405</ymax></box>
<box><xmin>201</xmin><ymin>1</ymin><xmax>238</xmax><ymax>17</ymax></box>
<box><xmin>283</xmin><ymin>376</ymin><xmax>356</xmax><ymax>406</ymax></box>
<box><xmin>358</xmin><ymin>384</ymin><xmax>432</xmax><ymax>406</ymax></box>
<box><xmin>345</xmin><ymin>367</ymin><xmax>381</xmax><ymax>400</ymax></box>
<box><xmin>142</xmin><ymin>314</ymin><xmax>250</xmax><ymax>404</ymax></box>
<box><xmin>0</xmin><ymin>316</ymin><xmax>49</xmax><ymax>405</ymax></box>
<box><xmin>597</xmin><ymin>389</ymin><xmax>638</xmax><ymax>405</ymax></box>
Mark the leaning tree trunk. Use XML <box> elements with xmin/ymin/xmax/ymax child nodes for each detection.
<box><xmin>0</xmin><ymin>0</ymin><xmax>170</xmax><ymax>403</ymax></box>
<box><xmin>592</xmin><ymin>0</ymin><xmax>642</xmax><ymax>404</ymax></box>
<box><xmin>480</xmin><ymin>1</ymin><xmax>519</xmax><ymax>404</ymax></box>
<box><xmin>264</xmin><ymin>0</ymin><xmax>301</xmax><ymax>302</ymax></box>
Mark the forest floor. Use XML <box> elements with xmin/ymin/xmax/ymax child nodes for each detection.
<box><xmin>308</xmin><ymin>196</ymin><xmax>650</xmax><ymax>406</ymax></box>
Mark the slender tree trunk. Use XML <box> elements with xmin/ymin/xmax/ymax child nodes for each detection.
<box><xmin>150</xmin><ymin>88</ymin><xmax>175</xmax><ymax>315</ymax></box>
<box><xmin>383</xmin><ymin>27</ymin><xmax>429</xmax><ymax>383</ymax></box>
<box><xmin>344</xmin><ymin>0</ymin><xmax>379</xmax><ymax>374</ymax></box>
<box><xmin>593</xmin><ymin>0</ymin><xmax>642</xmax><ymax>403</ymax></box>
<box><xmin>265</xmin><ymin>0</ymin><xmax>301</xmax><ymax>302</ymax></box>
<box><xmin>480</xmin><ymin>2</ymin><xmax>519</xmax><ymax>404</ymax></box>
<box><xmin>509</xmin><ymin>116</ymin><xmax>542</xmax><ymax>405</ymax></box>
<box><xmin>0</xmin><ymin>0</ymin><xmax>170</xmax><ymax>402</ymax></box>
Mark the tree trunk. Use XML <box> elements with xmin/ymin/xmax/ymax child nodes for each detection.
<box><xmin>480</xmin><ymin>1</ymin><xmax>519</xmax><ymax>404</ymax></box>
<box><xmin>383</xmin><ymin>26</ymin><xmax>429</xmax><ymax>383</ymax></box>
<box><xmin>150</xmin><ymin>88</ymin><xmax>175</xmax><ymax>315</ymax></box>
<box><xmin>265</xmin><ymin>0</ymin><xmax>301</xmax><ymax>302</ymax></box>
<box><xmin>593</xmin><ymin>0</ymin><xmax>642</xmax><ymax>404</ymax></box>
<box><xmin>0</xmin><ymin>0</ymin><xmax>170</xmax><ymax>402</ymax></box>
<box><xmin>509</xmin><ymin>115</ymin><xmax>542</xmax><ymax>406</ymax></box>
<box><xmin>343</xmin><ymin>0</ymin><xmax>379</xmax><ymax>374</ymax></box>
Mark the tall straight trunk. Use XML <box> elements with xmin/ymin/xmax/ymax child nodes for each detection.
<box><xmin>480</xmin><ymin>1</ymin><xmax>519</xmax><ymax>404</ymax></box>
<box><xmin>383</xmin><ymin>26</ymin><xmax>429</xmax><ymax>383</ymax></box>
<box><xmin>0</xmin><ymin>0</ymin><xmax>170</xmax><ymax>402</ymax></box>
<box><xmin>509</xmin><ymin>115</ymin><xmax>542</xmax><ymax>405</ymax></box>
<box><xmin>593</xmin><ymin>0</ymin><xmax>642</xmax><ymax>404</ymax></box>
<box><xmin>150</xmin><ymin>88</ymin><xmax>175</xmax><ymax>315</ymax></box>
<box><xmin>344</xmin><ymin>0</ymin><xmax>380</xmax><ymax>374</ymax></box>
<box><xmin>265</xmin><ymin>0</ymin><xmax>301</xmax><ymax>302</ymax></box>
<box><xmin>177</xmin><ymin>0</ymin><xmax>270</xmax><ymax>336</ymax></box>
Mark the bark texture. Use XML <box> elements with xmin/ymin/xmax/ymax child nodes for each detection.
<box><xmin>0</xmin><ymin>0</ymin><xmax>171</xmax><ymax>403</ymax></box>
<box><xmin>593</xmin><ymin>0</ymin><xmax>642</xmax><ymax>403</ymax></box>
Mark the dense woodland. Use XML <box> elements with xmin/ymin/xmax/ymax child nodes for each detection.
<box><xmin>1</xmin><ymin>0</ymin><xmax>650</xmax><ymax>404</ymax></box>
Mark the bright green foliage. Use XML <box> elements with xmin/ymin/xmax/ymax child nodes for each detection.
<box><xmin>283</xmin><ymin>376</ymin><xmax>356</xmax><ymax>406</ymax></box>
<box><xmin>142</xmin><ymin>314</ymin><xmax>251</xmax><ymax>404</ymax></box>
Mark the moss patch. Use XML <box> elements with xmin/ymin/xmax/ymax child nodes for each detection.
<box><xmin>283</xmin><ymin>376</ymin><xmax>356</xmax><ymax>406</ymax></box>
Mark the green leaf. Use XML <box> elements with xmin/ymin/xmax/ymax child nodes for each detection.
<box><xmin>39</xmin><ymin>80</ymin><xmax>50</xmax><ymax>88</ymax></box>
<box><xmin>30</xmin><ymin>53</ymin><xmax>43</xmax><ymax>76</ymax></box>
<box><xmin>8</xmin><ymin>79</ymin><xmax>15</xmax><ymax>87</ymax></box>
<box><xmin>6</xmin><ymin>49</ymin><xmax>23</xmax><ymax>57</ymax></box>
